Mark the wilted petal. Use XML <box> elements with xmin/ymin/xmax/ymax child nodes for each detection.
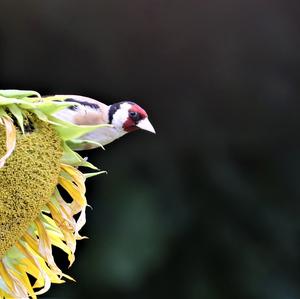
<box><xmin>0</xmin><ymin>117</ymin><xmax>16</xmax><ymax>168</ymax></box>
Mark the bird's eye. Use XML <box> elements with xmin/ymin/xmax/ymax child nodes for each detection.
<box><xmin>129</xmin><ymin>111</ymin><xmax>138</xmax><ymax>120</ymax></box>
<box><xmin>129</xmin><ymin>111</ymin><xmax>137</xmax><ymax>117</ymax></box>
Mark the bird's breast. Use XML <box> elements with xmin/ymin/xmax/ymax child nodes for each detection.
<box><xmin>81</xmin><ymin>126</ymin><xmax>127</xmax><ymax>147</ymax></box>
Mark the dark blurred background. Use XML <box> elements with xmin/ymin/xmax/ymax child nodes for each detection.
<box><xmin>1</xmin><ymin>1</ymin><xmax>300</xmax><ymax>298</ymax></box>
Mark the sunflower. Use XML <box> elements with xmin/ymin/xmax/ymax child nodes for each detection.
<box><xmin>0</xmin><ymin>90</ymin><xmax>105</xmax><ymax>298</ymax></box>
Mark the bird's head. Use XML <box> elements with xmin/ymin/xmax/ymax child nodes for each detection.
<box><xmin>109</xmin><ymin>101</ymin><xmax>155</xmax><ymax>134</ymax></box>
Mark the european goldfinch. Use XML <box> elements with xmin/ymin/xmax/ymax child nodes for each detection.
<box><xmin>50</xmin><ymin>95</ymin><xmax>155</xmax><ymax>150</ymax></box>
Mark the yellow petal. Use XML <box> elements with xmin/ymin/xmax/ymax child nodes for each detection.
<box><xmin>12</xmin><ymin>263</ymin><xmax>37</xmax><ymax>299</ymax></box>
<box><xmin>34</xmin><ymin>218</ymin><xmax>61</xmax><ymax>274</ymax></box>
<box><xmin>60</xmin><ymin>163</ymin><xmax>86</xmax><ymax>193</ymax></box>
<box><xmin>0</xmin><ymin>261</ymin><xmax>13</xmax><ymax>292</ymax></box>
<box><xmin>0</xmin><ymin>260</ymin><xmax>27</xmax><ymax>298</ymax></box>
<box><xmin>58</xmin><ymin>176</ymin><xmax>87</xmax><ymax>212</ymax></box>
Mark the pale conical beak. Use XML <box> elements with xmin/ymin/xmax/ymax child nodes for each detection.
<box><xmin>137</xmin><ymin>118</ymin><xmax>156</xmax><ymax>134</ymax></box>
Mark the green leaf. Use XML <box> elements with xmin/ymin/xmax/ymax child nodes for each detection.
<box><xmin>32</xmin><ymin>109</ymin><xmax>68</xmax><ymax>127</ymax></box>
<box><xmin>84</xmin><ymin>171</ymin><xmax>107</xmax><ymax>179</ymax></box>
<box><xmin>61</xmin><ymin>143</ymin><xmax>83</xmax><ymax>166</ymax></box>
<box><xmin>80</xmin><ymin>159</ymin><xmax>100</xmax><ymax>170</ymax></box>
<box><xmin>61</xmin><ymin>143</ymin><xmax>99</xmax><ymax>170</ymax></box>
<box><xmin>7</xmin><ymin>104</ymin><xmax>24</xmax><ymax>133</ymax></box>
<box><xmin>51</xmin><ymin>116</ymin><xmax>110</xmax><ymax>141</ymax></box>
<box><xmin>32</xmin><ymin>109</ymin><xmax>49</xmax><ymax>122</ymax></box>
<box><xmin>35</xmin><ymin>101</ymin><xmax>75</xmax><ymax>114</ymax></box>
<box><xmin>0</xmin><ymin>96</ymin><xmax>35</xmax><ymax>107</ymax></box>
<box><xmin>0</xmin><ymin>89</ymin><xmax>40</xmax><ymax>98</ymax></box>
<box><xmin>67</xmin><ymin>139</ymin><xmax>105</xmax><ymax>150</ymax></box>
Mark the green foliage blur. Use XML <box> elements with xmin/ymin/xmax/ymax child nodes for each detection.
<box><xmin>1</xmin><ymin>1</ymin><xmax>300</xmax><ymax>298</ymax></box>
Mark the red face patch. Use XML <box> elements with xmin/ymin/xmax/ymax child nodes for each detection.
<box><xmin>130</xmin><ymin>104</ymin><xmax>148</xmax><ymax>118</ymax></box>
<box><xmin>123</xmin><ymin>104</ymin><xmax>148</xmax><ymax>132</ymax></box>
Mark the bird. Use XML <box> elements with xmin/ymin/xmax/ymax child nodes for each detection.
<box><xmin>47</xmin><ymin>95</ymin><xmax>155</xmax><ymax>150</ymax></box>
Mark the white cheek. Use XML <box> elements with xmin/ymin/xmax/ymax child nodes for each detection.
<box><xmin>112</xmin><ymin>103</ymin><xmax>131</xmax><ymax>130</ymax></box>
